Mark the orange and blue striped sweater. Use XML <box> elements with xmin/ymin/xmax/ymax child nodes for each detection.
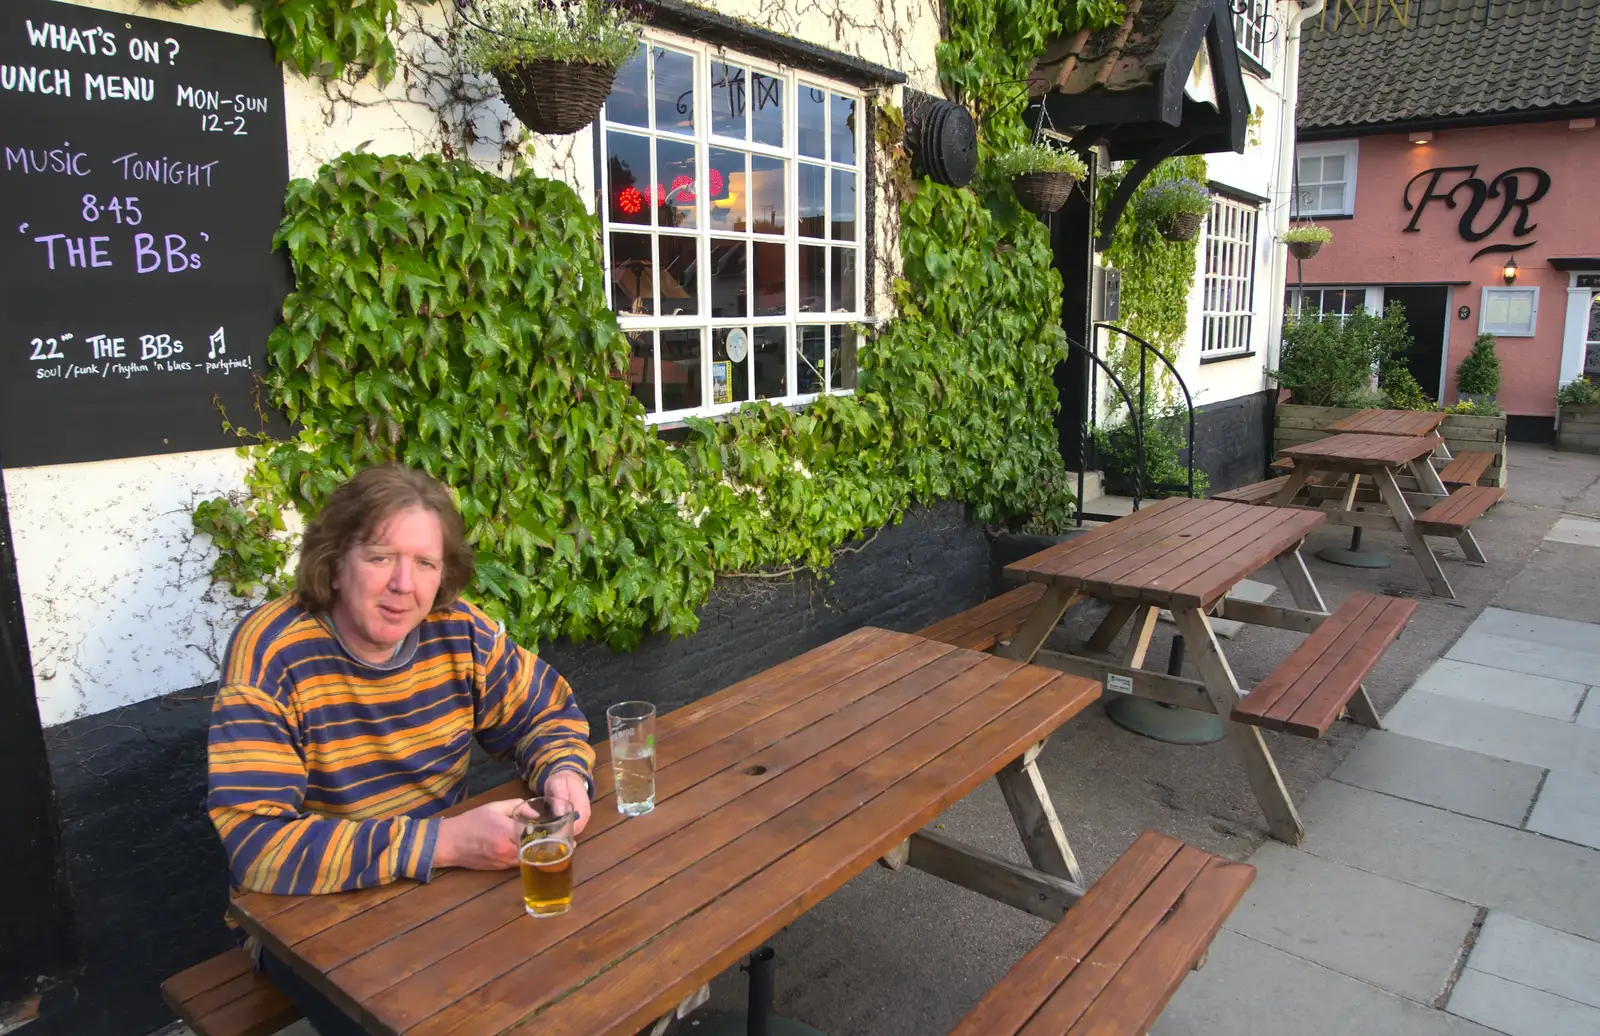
<box><xmin>207</xmin><ymin>596</ymin><xmax>594</xmax><ymax>896</ymax></box>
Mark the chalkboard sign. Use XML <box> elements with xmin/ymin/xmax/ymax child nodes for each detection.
<box><xmin>1</xmin><ymin>0</ymin><xmax>289</xmax><ymax>469</ymax></box>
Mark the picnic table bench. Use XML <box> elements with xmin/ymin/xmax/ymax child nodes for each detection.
<box><xmin>165</xmin><ymin>626</ymin><xmax>1249</xmax><ymax>1036</ymax></box>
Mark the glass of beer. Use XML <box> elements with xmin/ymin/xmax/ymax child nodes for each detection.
<box><xmin>606</xmin><ymin>701</ymin><xmax>657</xmax><ymax>816</ymax></box>
<box><xmin>517</xmin><ymin>797</ymin><xmax>575</xmax><ymax>918</ymax></box>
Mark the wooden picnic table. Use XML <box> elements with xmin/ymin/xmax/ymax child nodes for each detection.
<box><xmin>1273</xmin><ymin>432</ymin><xmax>1470</xmax><ymax>598</ymax></box>
<box><xmin>228</xmin><ymin>627</ymin><xmax>1100</xmax><ymax>1036</ymax></box>
<box><xmin>1325</xmin><ymin>408</ymin><xmax>1448</xmax><ymax>438</ymax></box>
<box><xmin>996</xmin><ymin>498</ymin><xmax>1336</xmax><ymax>845</ymax></box>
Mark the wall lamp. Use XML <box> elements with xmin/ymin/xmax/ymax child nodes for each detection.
<box><xmin>1410</xmin><ymin>130</ymin><xmax>1433</xmax><ymax>145</ymax></box>
<box><xmin>1502</xmin><ymin>256</ymin><xmax>1519</xmax><ymax>285</ymax></box>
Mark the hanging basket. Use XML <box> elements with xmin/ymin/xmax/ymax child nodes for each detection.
<box><xmin>1157</xmin><ymin>211</ymin><xmax>1205</xmax><ymax>243</ymax></box>
<box><xmin>1287</xmin><ymin>239</ymin><xmax>1324</xmax><ymax>261</ymax></box>
<box><xmin>494</xmin><ymin>59</ymin><xmax>618</xmax><ymax>135</ymax></box>
<box><xmin>1012</xmin><ymin>171</ymin><xmax>1080</xmax><ymax>215</ymax></box>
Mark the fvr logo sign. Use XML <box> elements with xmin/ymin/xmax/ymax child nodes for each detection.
<box><xmin>1402</xmin><ymin>165</ymin><xmax>1551</xmax><ymax>262</ymax></box>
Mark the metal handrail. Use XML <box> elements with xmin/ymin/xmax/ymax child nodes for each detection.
<box><xmin>1064</xmin><ymin>336</ymin><xmax>1146</xmax><ymax>525</ymax></box>
<box><xmin>1094</xmin><ymin>322</ymin><xmax>1198</xmax><ymax>503</ymax></box>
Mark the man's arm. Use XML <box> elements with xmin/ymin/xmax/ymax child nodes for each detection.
<box><xmin>207</xmin><ymin>683</ymin><xmax>440</xmax><ymax>894</ymax></box>
<box><xmin>473</xmin><ymin>627</ymin><xmax>596</xmax><ymax>794</ymax></box>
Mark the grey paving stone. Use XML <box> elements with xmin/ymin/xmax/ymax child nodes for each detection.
<box><xmin>1298</xmin><ymin>781</ymin><xmax>1600</xmax><ymax>940</ymax></box>
<box><xmin>1385</xmin><ymin>691</ymin><xmax>1600</xmax><ymax>777</ymax></box>
<box><xmin>1468</xmin><ymin>607</ymin><xmax>1600</xmax><ymax>657</ymax></box>
<box><xmin>1448</xmin><ymin>968</ymin><xmax>1600</xmax><ymax>1036</ymax></box>
<box><xmin>1224</xmin><ymin>842</ymin><xmax>1478</xmax><ymax>1003</ymax></box>
<box><xmin>1579</xmin><ymin>691</ymin><xmax>1600</xmax><ymax>730</ymax></box>
<box><xmin>1151</xmin><ymin>930</ymin><xmax>1498</xmax><ymax>1036</ymax></box>
<box><xmin>1467</xmin><ymin>912</ymin><xmax>1600</xmax><ymax>1009</ymax></box>
<box><xmin>1330</xmin><ymin>730</ymin><xmax>1543</xmax><ymax>827</ymax></box>
<box><xmin>1411</xmin><ymin>657</ymin><xmax>1585</xmax><ymax>721</ymax></box>
<box><xmin>1544</xmin><ymin>517</ymin><xmax>1600</xmax><ymax>549</ymax></box>
<box><xmin>1445</xmin><ymin>630</ymin><xmax>1600</xmax><ymax>686</ymax></box>
<box><xmin>1527</xmin><ymin>771</ymin><xmax>1600</xmax><ymax>850</ymax></box>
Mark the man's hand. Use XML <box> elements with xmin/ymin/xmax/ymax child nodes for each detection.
<box><xmin>543</xmin><ymin>770</ymin><xmax>592</xmax><ymax>835</ymax></box>
<box><xmin>433</xmin><ymin>799</ymin><xmax>525</xmax><ymax>871</ymax></box>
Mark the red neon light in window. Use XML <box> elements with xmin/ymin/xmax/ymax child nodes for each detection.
<box><xmin>670</xmin><ymin>174</ymin><xmax>696</xmax><ymax>202</ymax></box>
<box><xmin>617</xmin><ymin>186</ymin><xmax>643</xmax><ymax>215</ymax></box>
<box><xmin>708</xmin><ymin>168</ymin><xmax>725</xmax><ymax>196</ymax></box>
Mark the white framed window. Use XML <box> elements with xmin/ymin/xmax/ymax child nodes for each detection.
<box><xmin>1233</xmin><ymin>0</ymin><xmax>1270</xmax><ymax>68</ymax></box>
<box><xmin>1586</xmin><ymin>295</ymin><xmax>1600</xmax><ymax>376</ymax></box>
<box><xmin>1292</xmin><ymin>140</ymin><xmax>1358</xmax><ymax>217</ymax></box>
<box><xmin>599</xmin><ymin>36</ymin><xmax>865</xmax><ymax>422</ymax></box>
<box><xmin>1285</xmin><ymin>286</ymin><xmax>1368</xmax><ymax>324</ymax></box>
<box><xmin>1480</xmin><ymin>287</ymin><xmax>1538</xmax><ymax>337</ymax></box>
<box><xmin>1201</xmin><ymin>194</ymin><xmax>1260</xmax><ymax>356</ymax></box>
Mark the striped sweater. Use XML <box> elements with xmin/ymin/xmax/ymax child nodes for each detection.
<box><xmin>207</xmin><ymin>596</ymin><xmax>594</xmax><ymax>896</ymax></box>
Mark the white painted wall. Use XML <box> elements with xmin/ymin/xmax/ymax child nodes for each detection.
<box><xmin>8</xmin><ymin>0</ymin><xmax>937</xmax><ymax>726</ymax></box>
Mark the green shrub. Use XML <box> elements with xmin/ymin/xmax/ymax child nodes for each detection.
<box><xmin>1558</xmin><ymin>377</ymin><xmax>1600</xmax><ymax>406</ymax></box>
<box><xmin>1274</xmin><ymin>302</ymin><xmax>1413</xmax><ymax>407</ymax></box>
<box><xmin>1456</xmin><ymin>333</ymin><xmax>1502</xmax><ymax>396</ymax></box>
<box><xmin>1094</xmin><ymin>405</ymin><xmax>1209</xmax><ymax>499</ymax></box>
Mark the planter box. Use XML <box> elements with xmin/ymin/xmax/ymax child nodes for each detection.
<box><xmin>1558</xmin><ymin>404</ymin><xmax>1600</xmax><ymax>454</ymax></box>
<box><xmin>1273</xmin><ymin>403</ymin><xmax>1508</xmax><ymax>488</ymax></box>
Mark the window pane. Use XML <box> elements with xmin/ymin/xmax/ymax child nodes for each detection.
<box><xmin>752</xmin><ymin>72</ymin><xmax>783</xmax><ymax>146</ymax></box>
<box><xmin>831</xmin><ymin>170</ymin><xmax>856</xmax><ymax>241</ymax></box>
<box><xmin>656</xmin><ymin>138</ymin><xmax>697</xmax><ymax>230</ymax></box>
<box><xmin>753</xmin><ymin>241</ymin><xmax>785</xmax><ymax>316</ymax></box>
<box><xmin>708</xmin><ymin>148</ymin><xmax>747</xmax><ymax>233</ymax></box>
<box><xmin>626</xmin><ymin>330</ymin><xmax>656</xmax><ymax>412</ymax></box>
<box><xmin>751</xmin><ymin>156</ymin><xmax>785</xmax><ymax>234</ymax></box>
<box><xmin>610</xmin><ymin>232</ymin><xmax>654</xmax><ymax>315</ymax></box>
<box><xmin>711</xmin><ymin>62</ymin><xmax>746</xmax><ymax>139</ymax></box>
<box><xmin>830</xmin><ymin>93</ymin><xmax>856</xmax><ymax>166</ymax></box>
<box><xmin>710</xmin><ymin>239</ymin><xmax>748</xmax><ymax>318</ymax></box>
<box><xmin>1588</xmin><ymin>298</ymin><xmax>1600</xmax><ymax>341</ymax></box>
<box><xmin>754</xmin><ymin>326</ymin><xmax>787</xmax><ymax>399</ymax></box>
<box><xmin>798</xmin><ymin>245</ymin><xmax>825</xmax><ymax>312</ymax></box>
<box><xmin>657</xmin><ymin>235</ymin><xmax>698</xmax><ymax>317</ymax></box>
<box><xmin>829</xmin><ymin>326</ymin><xmax>858</xmax><ymax>391</ymax></box>
<box><xmin>798</xmin><ymin>325</ymin><xmax>826</xmax><ymax>394</ymax></box>
<box><xmin>713</xmin><ymin>328</ymin><xmax>751</xmax><ymax>404</ymax></box>
<box><xmin>1322</xmin><ymin>155</ymin><xmax>1345</xmax><ymax>181</ymax></box>
<box><xmin>660</xmin><ymin>329</ymin><xmax>703</xmax><ymax>411</ymax></box>
<box><xmin>830</xmin><ymin>247</ymin><xmax>856</xmax><ymax>312</ymax></box>
<box><xmin>606</xmin><ymin>131</ymin><xmax>651</xmax><ymax>226</ymax></box>
<box><xmin>606</xmin><ymin>45</ymin><xmax>649</xmax><ymax>128</ymax></box>
<box><xmin>798</xmin><ymin>163</ymin><xmax>826</xmax><ymax>238</ymax></box>
<box><xmin>652</xmin><ymin>47</ymin><xmax>695</xmax><ymax>134</ymax></box>
<box><xmin>798</xmin><ymin>85</ymin><xmax>825</xmax><ymax>158</ymax></box>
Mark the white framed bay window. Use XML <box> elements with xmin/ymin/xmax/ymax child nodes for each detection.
<box><xmin>599</xmin><ymin>37</ymin><xmax>865</xmax><ymax>422</ymax></box>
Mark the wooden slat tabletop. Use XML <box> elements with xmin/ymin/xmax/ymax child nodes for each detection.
<box><xmin>1281</xmin><ymin>432</ymin><xmax>1442</xmax><ymax>470</ymax></box>
<box><xmin>1003</xmin><ymin>498</ymin><xmax>1324</xmax><ymax>609</ymax></box>
<box><xmin>230</xmin><ymin>628</ymin><xmax>1100</xmax><ymax>1036</ymax></box>
<box><xmin>1325</xmin><ymin>409</ymin><xmax>1447</xmax><ymax>437</ymax></box>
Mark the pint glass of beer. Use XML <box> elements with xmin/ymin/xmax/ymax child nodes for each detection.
<box><xmin>606</xmin><ymin>701</ymin><xmax>657</xmax><ymax>816</ymax></box>
<box><xmin>517</xmin><ymin>797</ymin><xmax>575</xmax><ymax>917</ymax></box>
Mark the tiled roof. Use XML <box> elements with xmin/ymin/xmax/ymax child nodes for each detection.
<box><xmin>1297</xmin><ymin>0</ymin><xmax>1600</xmax><ymax>131</ymax></box>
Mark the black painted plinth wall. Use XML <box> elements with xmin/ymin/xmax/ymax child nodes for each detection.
<box><xmin>1185</xmin><ymin>389</ymin><xmax>1275</xmax><ymax>492</ymax></box>
<box><xmin>23</xmin><ymin>501</ymin><xmax>990</xmax><ymax>1036</ymax></box>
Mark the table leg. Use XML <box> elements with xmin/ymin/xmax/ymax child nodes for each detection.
<box><xmin>1375</xmin><ymin>466</ymin><xmax>1454</xmax><ymax>598</ymax></box>
<box><xmin>1172</xmin><ymin>607</ymin><xmax>1305</xmax><ymax>845</ymax></box>
<box><xmin>1344</xmin><ymin>685</ymin><xmax>1383</xmax><ymax>729</ymax></box>
<box><xmin>1276</xmin><ymin>548</ymin><xmax>1328</xmax><ymax>613</ymax></box>
<box><xmin>994</xmin><ymin>585</ymin><xmax>1077</xmax><ymax>664</ymax></box>
<box><xmin>1085</xmin><ymin>603</ymin><xmax>1136</xmax><ymax>653</ymax></box>
<box><xmin>993</xmin><ymin>741</ymin><xmax>1085</xmax><ymax>886</ymax></box>
<box><xmin>1121</xmin><ymin>606</ymin><xmax>1161</xmax><ymax>668</ymax></box>
<box><xmin>1410</xmin><ymin>458</ymin><xmax>1488</xmax><ymax>564</ymax></box>
<box><xmin>1271</xmin><ymin>462</ymin><xmax>1315</xmax><ymax>506</ymax></box>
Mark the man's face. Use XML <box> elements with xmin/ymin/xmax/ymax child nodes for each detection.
<box><xmin>330</xmin><ymin>506</ymin><xmax>445</xmax><ymax>663</ymax></box>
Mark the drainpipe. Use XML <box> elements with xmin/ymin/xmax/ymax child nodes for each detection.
<box><xmin>1265</xmin><ymin>0</ymin><xmax>1328</xmax><ymax>383</ymax></box>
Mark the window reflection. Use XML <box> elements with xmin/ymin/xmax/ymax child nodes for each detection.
<box><xmin>656</xmin><ymin>138</ymin><xmax>697</xmax><ymax>230</ymax></box>
<box><xmin>830</xmin><ymin>247</ymin><xmax>856</xmax><ymax>313</ymax></box>
<box><xmin>798</xmin><ymin>325</ymin><xmax>826</xmax><ymax>394</ymax></box>
<box><xmin>752</xmin><ymin>72</ymin><xmax>783</xmax><ymax>146</ymax></box>
<box><xmin>711</xmin><ymin>62</ymin><xmax>747</xmax><ymax>139</ymax></box>
<box><xmin>755</xmin><ymin>326</ymin><xmax>787</xmax><ymax>399</ymax></box>
<box><xmin>750</xmin><ymin>156</ymin><xmax>785</xmax><ymax>234</ymax></box>
<box><xmin>707</xmin><ymin>148</ymin><xmax>747</xmax><ymax>232</ymax></box>
<box><xmin>610</xmin><ymin>233</ymin><xmax>654</xmax><ymax>315</ymax></box>
<box><xmin>830</xmin><ymin>93</ymin><xmax>856</xmax><ymax>165</ymax></box>
<box><xmin>660</xmin><ymin>329</ymin><xmax>703</xmax><ymax>411</ymax></box>
<box><xmin>657</xmin><ymin>235</ymin><xmax>698</xmax><ymax>317</ymax></box>
<box><xmin>829</xmin><ymin>326</ymin><xmax>858</xmax><ymax>391</ymax></box>
<box><xmin>798</xmin><ymin>85</ymin><xmax>825</xmax><ymax>159</ymax></box>
<box><xmin>710</xmin><ymin>239</ymin><xmax>748</xmax><ymax>318</ymax></box>
<box><xmin>654</xmin><ymin>48</ymin><xmax>695</xmax><ymax>134</ymax></box>
<box><xmin>754</xmin><ymin>241</ymin><xmax>785</xmax><ymax>316</ymax></box>
<box><xmin>627</xmin><ymin>330</ymin><xmax>656</xmax><ymax>412</ymax></box>
<box><xmin>831</xmin><ymin>169</ymin><xmax>856</xmax><ymax>241</ymax></box>
<box><xmin>606</xmin><ymin>131</ymin><xmax>651</xmax><ymax>227</ymax></box>
<box><xmin>606</xmin><ymin>46</ymin><xmax>649</xmax><ymax>128</ymax></box>
<box><xmin>712</xmin><ymin>328</ymin><xmax>751</xmax><ymax>404</ymax></box>
<box><xmin>798</xmin><ymin>245</ymin><xmax>824</xmax><ymax>313</ymax></box>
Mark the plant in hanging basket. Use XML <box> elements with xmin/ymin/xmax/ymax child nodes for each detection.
<box><xmin>458</xmin><ymin>0</ymin><xmax>643</xmax><ymax>135</ymax></box>
<box><xmin>993</xmin><ymin>143</ymin><xmax>1089</xmax><ymax>215</ymax></box>
<box><xmin>1281</xmin><ymin>223</ymin><xmax>1333</xmax><ymax>260</ymax></box>
<box><xmin>1137</xmin><ymin>178</ymin><xmax>1211</xmax><ymax>242</ymax></box>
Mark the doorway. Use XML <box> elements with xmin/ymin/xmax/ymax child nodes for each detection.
<box><xmin>1382</xmin><ymin>286</ymin><xmax>1449</xmax><ymax>401</ymax></box>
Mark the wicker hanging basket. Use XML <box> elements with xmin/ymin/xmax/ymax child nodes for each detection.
<box><xmin>1157</xmin><ymin>210</ymin><xmax>1205</xmax><ymax>243</ymax></box>
<box><xmin>1012</xmin><ymin>171</ymin><xmax>1080</xmax><ymax>215</ymax></box>
<box><xmin>494</xmin><ymin>59</ymin><xmax>619</xmax><ymax>135</ymax></box>
<box><xmin>1287</xmin><ymin>239</ymin><xmax>1324</xmax><ymax>261</ymax></box>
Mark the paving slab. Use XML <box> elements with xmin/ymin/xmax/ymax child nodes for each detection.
<box><xmin>1330</xmin><ymin>731</ymin><xmax>1543</xmax><ymax>827</ymax></box>
<box><xmin>1385</xmin><ymin>690</ymin><xmax>1600</xmax><ymax>777</ymax></box>
<box><xmin>1526</xmin><ymin>770</ymin><xmax>1600</xmax><ymax>850</ymax></box>
<box><xmin>1444</xmin><ymin>630</ymin><xmax>1600</xmax><ymax>686</ymax></box>
<box><xmin>1543</xmin><ymin>516</ymin><xmax>1600</xmax><ymax>548</ymax></box>
<box><xmin>1150</xmin><ymin>930</ymin><xmax>1498</xmax><ymax>1036</ymax></box>
<box><xmin>1297</xmin><ymin>781</ymin><xmax>1600</xmax><ymax>940</ymax></box>
<box><xmin>1467</xmin><ymin>912</ymin><xmax>1600</xmax><ymax>1009</ymax></box>
<box><xmin>1578</xmin><ymin>691</ymin><xmax>1600</xmax><ymax>730</ymax></box>
<box><xmin>1448</xmin><ymin>968</ymin><xmax>1600</xmax><ymax>1036</ymax></box>
<box><xmin>1223</xmin><ymin>842</ymin><xmax>1478</xmax><ymax>1004</ymax></box>
<box><xmin>1410</xmin><ymin>657</ymin><xmax>1585</xmax><ymax>721</ymax></box>
<box><xmin>1467</xmin><ymin>607</ymin><xmax>1600</xmax><ymax>657</ymax></box>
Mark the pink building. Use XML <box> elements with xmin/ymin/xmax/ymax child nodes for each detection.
<box><xmin>1291</xmin><ymin>0</ymin><xmax>1600</xmax><ymax>439</ymax></box>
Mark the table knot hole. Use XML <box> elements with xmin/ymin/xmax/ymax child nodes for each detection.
<box><xmin>744</xmin><ymin>765</ymin><xmax>768</xmax><ymax>777</ymax></box>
